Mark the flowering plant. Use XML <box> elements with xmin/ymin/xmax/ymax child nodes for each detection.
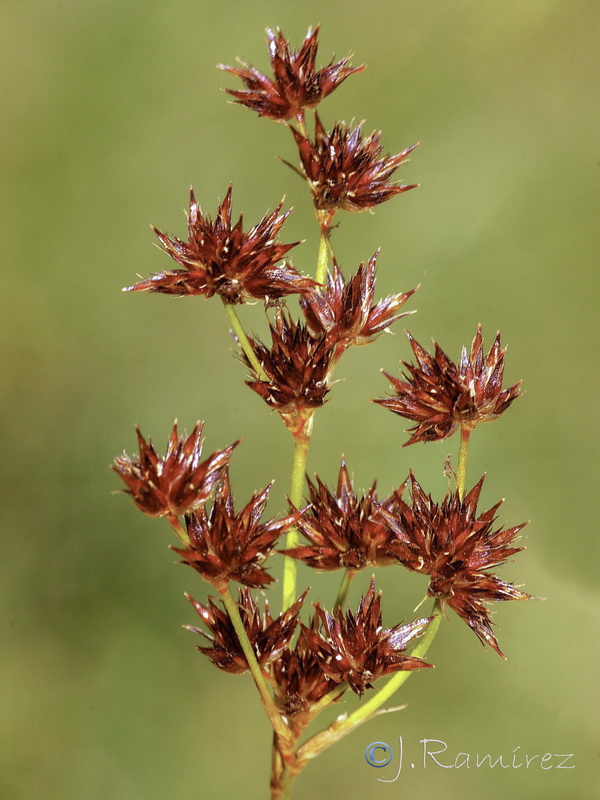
<box><xmin>114</xmin><ymin>27</ymin><xmax>533</xmax><ymax>799</ymax></box>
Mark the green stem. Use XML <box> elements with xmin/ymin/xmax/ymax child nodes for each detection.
<box><xmin>307</xmin><ymin>682</ymin><xmax>348</xmax><ymax>721</ymax></box>
<box><xmin>222</xmin><ymin>299</ymin><xmax>268</xmax><ymax>381</ymax></box>
<box><xmin>456</xmin><ymin>426</ymin><xmax>471</xmax><ymax>499</ymax></box>
<box><xmin>315</xmin><ymin>226</ymin><xmax>330</xmax><ymax>287</ymax></box>
<box><xmin>298</xmin><ymin>600</ymin><xmax>442</xmax><ymax>763</ymax></box>
<box><xmin>167</xmin><ymin>515</ymin><xmax>190</xmax><ymax>546</ymax></box>
<box><xmin>281</xmin><ymin>418</ymin><xmax>313</xmax><ymax>611</ymax></box>
<box><xmin>294</xmin><ymin>111</ymin><xmax>308</xmax><ymax>138</ymax></box>
<box><xmin>220</xmin><ymin>585</ymin><xmax>291</xmax><ymax>744</ymax></box>
<box><xmin>334</xmin><ymin>569</ymin><xmax>355</xmax><ymax>610</ymax></box>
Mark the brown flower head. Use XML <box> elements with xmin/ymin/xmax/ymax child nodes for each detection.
<box><xmin>124</xmin><ymin>186</ymin><xmax>314</xmax><ymax>303</ymax></box>
<box><xmin>301</xmin><ymin>579</ymin><xmax>433</xmax><ymax>696</ymax></box>
<box><xmin>282</xmin><ymin>458</ymin><xmax>400</xmax><ymax>571</ymax></box>
<box><xmin>300</xmin><ymin>252</ymin><xmax>416</xmax><ymax>359</ymax></box>
<box><xmin>374</xmin><ymin>325</ymin><xmax>522</xmax><ymax>445</ymax></box>
<box><xmin>113</xmin><ymin>422</ymin><xmax>237</xmax><ymax>518</ymax></box>
<box><xmin>377</xmin><ymin>474</ymin><xmax>531</xmax><ymax>657</ymax></box>
<box><xmin>288</xmin><ymin>113</ymin><xmax>418</xmax><ymax>213</ymax></box>
<box><xmin>219</xmin><ymin>26</ymin><xmax>364</xmax><ymax>122</ymax></box>
<box><xmin>185</xmin><ymin>588</ymin><xmax>306</xmax><ymax>674</ymax></box>
<box><xmin>244</xmin><ymin>309</ymin><xmax>334</xmax><ymax>437</ymax></box>
<box><xmin>271</xmin><ymin>619</ymin><xmax>342</xmax><ymax>721</ymax></box>
<box><xmin>173</xmin><ymin>471</ymin><xmax>302</xmax><ymax>589</ymax></box>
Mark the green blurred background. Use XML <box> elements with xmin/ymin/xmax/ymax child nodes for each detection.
<box><xmin>2</xmin><ymin>0</ymin><xmax>599</xmax><ymax>798</ymax></box>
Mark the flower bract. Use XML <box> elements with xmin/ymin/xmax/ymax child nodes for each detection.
<box><xmin>374</xmin><ymin>325</ymin><xmax>522</xmax><ymax>445</ymax></box>
<box><xmin>219</xmin><ymin>26</ymin><xmax>364</xmax><ymax>122</ymax></box>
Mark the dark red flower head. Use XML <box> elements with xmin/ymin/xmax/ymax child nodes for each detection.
<box><xmin>112</xmin><ymin>422</ymin><xmax>236</xmax><ymax>518</ymax></box>
<box><xmin>219</xmin><ymin>26</ymin><xmax>364</xmax><ymax>122</ymax></box>
<box><xmin>302</xmin><ymin>579</ymin><xmax>433</xmax><ymax>696</ymax></box>
<box><xmin>300</xmin><ymin>252</ymin><xmax>416</xmax><ymax>358</ymax></box>
<box><xmin>374</xmin><ymin>325</ymin><xmax>522</xmax><ymax>445</ymax></box>
<box><xmin>173</xmin><ymin>471</ymin><xmax>302</xmax><ymax>589</ymax></box>
<box><xmin>124</xmin><ymin>186</ymin><xmax>314</xmax><ymax>303</ymax></box>
<box><xmin>244</xmin><ymin>309</ymin><xmax>334</xmax><ymax>437</ymax></box>
<box><xmin>377</xmin><ymin>474</ymin><xmax>531</xmax><ymax>657</ymax></box>
<box><xmin>271</xmin><ymin>619</ymin><xmax>343</xmax><ymax>722</ymax></box>
<box><xmin>282</xmin><ymin>458</ymin><xmax>400</xmax><ymax>571</ymax></box>
<box><xmin>288</xmin><ymin>113</ymin><xmax>418</xmax><ymax>213</ymax></box>
<box><xmin>185</xmin><ymin>588</ymin><xmax>306</xmax><ymax>674</ymax></box>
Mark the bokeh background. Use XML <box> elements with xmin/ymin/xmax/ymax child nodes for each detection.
<box><xmin>2</xmin><ymin>1</ymin><xmax>599</xmax><ymax>798</ymax></box>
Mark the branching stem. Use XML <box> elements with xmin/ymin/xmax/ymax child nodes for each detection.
<box><xmin>457</xmin><ymin>426</ymin><xmax>471</xmax><ymax>499</ymax></box>
<box><xmin>281</xmin><ymin>417</ymin><xmax>313</xmax><ymax>610</ymax></box>
<box><xmin>222</xmin><ymin>298</ymin><xmax>268</xmax><ymax>381</ymax></box>
<box><xmin>297</xmin><ymin>600</ymin><xmax>442</xmax><ymax>763</ymax></box>
<box><xmin>220</xmin><ymin>585</ymin><xmax>291</xmax><ymax>744</ymax></box>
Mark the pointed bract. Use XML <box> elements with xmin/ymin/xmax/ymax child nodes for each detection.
<box><xmin>374</xmin><ymin>325</ymin><xmax>522</xmax><ymax>445</ymax></box>
<box><xmin>173</xmin><ymin>471</ymin><xmax>303</xmax><ymax>588</ymax></box>
<box><xmin>290</xmin><ymin>113</ymin><xmax>418</xmax><ymax>213</ymax></box>
<box><xmin>244</xmin><ymin>309</ymin><xmax>334</xmax><ymax>436</ymax></box>
<box><xmin>125</xmin><ymin>187</ymin><xmax>314</xmax><ymax>303</ymax></box>
<box><xmin>219</xmin><ymin>26</ymin><xmax>364</xmax><ymax>121</ymax></box>
<box><xmin>271</xmin><ymin>621</ymin><xmax>342</xmax><ymax>721</ymax></box>
<box><xmin>282</xmin><ymin>457</ymin><xmax>401</xmax><ymax>571</ymax></box>
<box><xmin>377</xmin><ymin>474</ymin><xmax>531</xmax><ymax>657</ymax></box>
<box><xmin>302</xmin><ymin>579</ymin><xmax>433</xmax><ymax>696</ymax></box>
<box><xmin>300</xmin><ymin>252</ymin><xmax>416</xmax><ymax>359</ymax></box>
<box><xmin>186</xmin><ymin>588</ymin><xmax>306</xmax><ymax>674</ymax></box>
<box><xmin>113</xmin><ymin>422</ymin><xmax>236</xmax><ymax>518</ymax></box>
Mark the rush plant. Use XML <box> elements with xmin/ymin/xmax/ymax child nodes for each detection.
<box><xmin>114</xmin><ymin>26</ymin><xmax>533</xmax><ymax>799</ymax></box>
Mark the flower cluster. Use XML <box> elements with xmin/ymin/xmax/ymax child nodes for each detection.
<box><xmin>189</xmin><ymin>578</ymin><xmax>432</xmax><ymax>702</ymax></box>
<box><xmin>302</xmin><ymin>580</ymin><xmax>433</xmax><ymax>696</ymax></box>
<box><xmin>173</xmin><ymin>471</ymin><xmax>302</xmax><ymax>589</ymax></box>
<box><xmin>377</xmin><ymin>474</ymin><xmax>531</xmax><ymax>657</ymax></box>
<box><xmin>112</xmin><ymin>422</ymin><xmax>237</xmax><ymax>519</ymax></box>
<box><xmin>244</xmin><ymin>259</ymin><xmax>416</xmax><ymax>435</ymax></box>
<box><xmin>114</xmin><ymin>25</ymin><xmax>533</xmax><ymax>800</ymax></box>
<box><xmin>300</xmin><ymin>252</ymin><xmax>416</xmax><ymax>359</ymax></box>
<box><xmin>244</xmin><ymin>310</ymin><xmax>333</xmax><ymax>436</ymax></box>
<box><xmin>125</xmin><ymin>186</ymin><xmax>315</xmax><ymax>303</ymax></box>
<box><xmin>282</xmin><ymin>458</ymin><xmax>399</xmax><ymax>571</ymax></box>
<box><xmin>219</xmin><ymin>26</ymin><xmax>364</xmax><ymax>122</ymax></box>
<box><xmin>186</xmin><ymin>588</ymin><xmax>306</xmax><ymax>674</ymax></box>
<box><xmin>289</xmin><ymin>113</ymin><xmax>418</xmax><ymax>214</ymax></box>
<box><xmin>375</xmin><ymin>325</ymin><xmax>522</xmax><ymax>445</ymax></box>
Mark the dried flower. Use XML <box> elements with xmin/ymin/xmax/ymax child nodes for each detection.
<box><xmin>271</xmin><ymin>621</ymin><xmax>342</xmax><ymax>720</ymax></box>
<box><xmin>300</xmin><ymin>252</ymin><xmax>416</xmax><ymax>358</ymax></box>
<box><xmin>185</xmin><ymin>588</ymin><xmax>305</xmax><ymax>674</ymax></box>
<box><xmin>244</xmin><ymin>309</ymin><xmax>334</xmax><ymax>436</ymax></box>
<box><xmin>377</xmin><ymin>474</ymin><xmax>531</xmax><ymax>657</ymax></box>
<box><xmin>282</xmin><ymin>458</ymin><xmax>400</xmax><ymax>571</ymax></box>
<box><xmin>288</xmin><ymin>113</ymin><xmax>418</xmax><ymax>213</ymax></box>
<box><xmin>374</xmin><ymin>325</ymin><xmax>522</xmax><ymax>445</ymax></box>
<box><xmin>219</xmin><ymin>26</ymin><xmax>364</xmax><ymax>122</ymax></box>
<box><xmin>172</xmin><ymin>471</ymin><xmax>302</xmax><ymax>589</ymax></box>
<box><xmin>113</xmin><ymin>422</ymin><xmax>236</xmax><ymax>518</ymax></box>
<box><xmin>302</xmin><ymin>579</ymin><xmax>433</xmax><ymax>696</ymax></box>
<box><xmin>124</xmin><ymin>186</ymin><xmax>314</xmax><ymax>303</ymax></box>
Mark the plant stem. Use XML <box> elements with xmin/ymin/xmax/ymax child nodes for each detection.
<box><xmin>307</xmin><ymin>682</ymin><xmax>348</xmax><ymax>721</ymax></box>
<box><xmin>220</xmin><ymin>585</ymin><xmax>291</xmax><ymax>744</ymax></box>
<box><xmin>222</xmin><ymin>298</ymin><xmax>268</xmax><ymax>381</ymax></box>
<box><xmin>456</xmin><ymin>425</ymin><xmax>471</xmax><ymax>499</ymax></box>
<box><xmin>297</xmin><ymin>600</ymin><xmax>442</xmax><ymax>763</ymax></box>
<box><xmin>334</xmin><ymin>569</ymin><xmax>355</xmax><ymax>609</ymax></box>
<box><xmin>281</xmin><ymin>417</ymin><xmax>313</xmax><ymax>611</ymax></box>
<box><xmin>315</xmin><ymin>226</ymin><xmax>330</xmax><ymax>287</ymax></box>
<box><xmin>294</xmin><ymin>111</ymin><xmax>308</xmax><ymax>138</ymax></box>
<box><xmin>167</xmin><ymin>515</ymin><xmax>190</xmax><ymax>546</ymax></box>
